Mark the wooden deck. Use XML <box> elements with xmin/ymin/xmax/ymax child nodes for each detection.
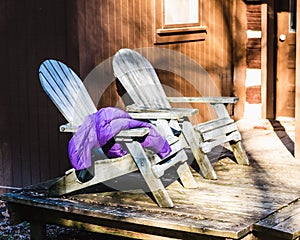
<box><xmin>2</xmin><ymin>119</ymin><xmax>300</xmax><ymax>239</ymax></box>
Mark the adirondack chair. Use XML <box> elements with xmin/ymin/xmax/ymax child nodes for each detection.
<box><xmin>112</xmin><ymin>48</ymin><xmax>249</xmax><ymax>180</ymax></box>
<box><xmin>38</xmin><ymin>59</ymin><xmax>197</xmax><ymax>207</ymax></box>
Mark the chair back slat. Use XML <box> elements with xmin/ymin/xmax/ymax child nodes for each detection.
<box><xmin>113</xmin><ymin>48</ymin><xmax>171</xmax><ymax>109</ymax></box>
<box><xmin>39</xmin><ymin>59</ymin><xmax>97</xmax><ymax>126</ymax></box>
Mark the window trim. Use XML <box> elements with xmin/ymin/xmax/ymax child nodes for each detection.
<box><xmin>154</xmin><ymin>0</ymin><xmax>207</xmax><ymax>44</ymax></box>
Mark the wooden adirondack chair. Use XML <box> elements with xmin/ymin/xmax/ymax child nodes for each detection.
<box><xmin>38</xmin><ymin>59</ymin><xmax>197</xmax><ymax>207</ymax></box>
<box><xmin>112</xmin><ymin>48</ymin><xmax>249</xmax><ymax>180</ymax></box>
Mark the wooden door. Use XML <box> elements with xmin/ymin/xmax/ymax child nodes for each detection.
<box><xmin>276</xmin><ymin>0</ymin><xmax>296</xmax><ymax>118</ymax></box>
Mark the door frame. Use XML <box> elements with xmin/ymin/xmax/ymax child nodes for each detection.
<box><xmin>262</xmin><ymin>0</ymin><xmax>299</xmax><ymax>159</ymax></box>
<box><xmin>261</xmin><ymin>0</ymin><xmax>276</xmax><ymax>120</ymax></box>
<box><xmin>296</xmin><ymin>0</ymin><xmax>300</xmax><ymax>160</ymax></box>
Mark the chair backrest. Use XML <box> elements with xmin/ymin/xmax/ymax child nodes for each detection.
<box><xmin>39</xmin><ymin>59</ymin><xmax>97</xmax><ymax>127</ymax></box>
<box><xmin>113</xmin><ymin>48</ymin><xmax>171</xmax><ymax>109</ymax></box>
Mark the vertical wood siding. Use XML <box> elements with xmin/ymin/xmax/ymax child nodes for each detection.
<box><xmin>77</xmin><ymin>0</ymin><xmax>236</xmax><ymax>122</ymax></box>
<box><xmin>0</xmin><ymin>0</ymin><xmax>77</xmax><ymax>192</ymax></box>
<box><xmin>0</xmin><ymin>0</ymin><xmax>241</xmax><ymax>190</ymax></box>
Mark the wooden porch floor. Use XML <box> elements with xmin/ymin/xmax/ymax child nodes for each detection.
<box><xmin>2</xmin><ymin>119</ymin><xmax>300</xmax><ymax>239</ymax></box>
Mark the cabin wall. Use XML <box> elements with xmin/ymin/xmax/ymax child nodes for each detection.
<box><xmin>244</xmin><ymin>3</ymin><xmax>262</xmax><ymax>119</ymax></box>
<box><xmin>75</xmin><ymin>0</ymin><xmax>245</xmax><ymax>122</ymax></box>
<box><xmin>0</xmin><ymin>0</ymin><xmax>78</xmax><ymax>192</ymax></box>
<box><xmin>0</xmin><ymin>0</ymin><xmax>246</xmax><ymax>190</ymax></box>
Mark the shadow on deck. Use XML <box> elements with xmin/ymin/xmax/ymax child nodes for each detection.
<box><xmin>1</xmin><ymin>119</ymin><xmax>299</xmax><ymax>240</ymax></box>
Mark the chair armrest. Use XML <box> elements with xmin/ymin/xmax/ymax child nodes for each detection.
<box><xmin>116</xmin><ymin>128</ymin><xmax>149</xmax><ymax>138</ymax></box>
<box><xmin>129</xmin><ymin>112</ymin><xmax>186</xmax><ymax>120</ymax></box>
<box><xmin>60</xmin><ymin>122</ymin><xmax>150</xmax><ymax>138</ymax></box>
<box><xmin>114</xmin><ymin>128</ymin><xmax>150</xmax><ymax>143</ymax></box>
<box><xmin>126</xmin><ymin>105</ymin><xmax>198</xmax><ymax>119</ymax></box>
<box><xmin>59</xmin><ymin>123</ymin><xmax>78</xmax><ymax>132</ymax></box>
<box><xmin>167</xmin><ymin>96</ymin><xmax>239</xmax><ymax>104</ymax></box>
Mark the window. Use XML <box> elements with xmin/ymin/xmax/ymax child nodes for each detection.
<box><xmin>155</xmin><ymin>0</ymin><xmax>207</xmax><ymax>44</ymax></box>
<box><xmin>164</xmin><ymin>0</ymin><xmax>199</xmax><ymax>26</ymax></box>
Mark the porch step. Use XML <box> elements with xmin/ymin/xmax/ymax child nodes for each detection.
<box><xmin>253</xmin><ymin>198</ymin><xmax>300</xmax><ymax>240</ymax></box>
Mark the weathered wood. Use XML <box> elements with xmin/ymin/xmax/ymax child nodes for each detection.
<box><xmin>195</xmin><ymin>117</ymin><xmax>234</xmax><ymax>132</ymax></box>
<box><xmin>49</xmin><ymin>155</ymin><xmax>138</xmax><ymax>196</ymax></box>
<box><xmin>112</xmin><ymin>48</ymin><xmax>249</xmax><ymax>180</ymax></box>
<box><xmin>39</xmin><ymin>59</ymin><xmax>97</xmax><ymax>127</ymax></box>
<box><xmin>199</xmin><ymin>131</ymin><xmax>241</xmax><ymax>154</ymax></box>
<box><xmin>115</xmin><ymin>127</ymin><xmax>149</xmax><ymax>138</ymax></box>
<box><xmin>176</xmin><ymin>161</ymin><xmax>198</xmax><ymax>189</ymax></box>
<box><xmin>124</xmin><ymin>141</ymin><xmax>174</xmax><ymax>208</ymax></box>
<box><xmin>2</xmin><ymin>121</ymin><xmax>300</xmax><ymax>239</ymax></box>
<box><xmin>200</xmin><ymin>123</ymin><xmax>238</xmax><ymax>142</ymax></box>
<box><xmin>30</xmin><ymin>221</ymin><xmax>46</xmax><ymax>240</ymax></box>
<box><xmin>254</xmin><ymin>199</ymin><xmax>300</xmax><ymax>239</ymax></box>
<box><xmin>182</xmin><ymin>120</ymin><xmax>217</xmax><ymax>180</ymax></box>
<box><xmin>126</xmin><ymin>105</ymin><xmax>199</xmax><ymax>118</ymax></box>
<box><xmin>211</xmin><ymin>103</ymin><xmax>231</xmax><ymax>118</ymax></box>
<box><xmin>152</xmin><ymin>150</ymin><xmax>186</xmax><ymax>179</ymax></box>
<box><xmin>230</xmin><ymin>141</ymin><xmax>250</xmax><ymax>165</ymax></box>
<box><xmin>167</xmin><ymin>96</ymin><xmax>239</xmax><ymax>104</ymax></box>
<box><xmin>39</xmin><ymin>59</ymin><xmax>197</xmax><ymax>207</ymax></box>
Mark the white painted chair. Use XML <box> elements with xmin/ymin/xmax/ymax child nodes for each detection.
<box><xmin>112</xmin><ymin>48</ymin><xmax>249</xmax><ymax>180</ymax></box>
<box><xmin>39</xmin><ymin>59</ymin><xmax>197</xmax><ymax>207</ymax></box>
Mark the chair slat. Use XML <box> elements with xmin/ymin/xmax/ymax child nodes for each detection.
<box><xmin>201</xmin><ymin>122</ymin><xmax>238</xmax><ymax>141</ymax></box>
<box><xmin>39</xmin><ymin>59</ymin><xmax>97</xmax><ymax>126</ymax></box>
<box><xmin>113</xmin><ymin>48</ymin><xmax>171</xmax><ymax>109</ymax></box>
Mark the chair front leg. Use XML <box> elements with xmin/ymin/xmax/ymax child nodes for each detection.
<box><xmin>125</xmin><ymin>141</ymin><xmax>174</xmax><ymax>208</ymax></box>
<box><xmin>181</xmin><ymin>120</ymin><xmax>217</xmax><ymax>180</ymax></box>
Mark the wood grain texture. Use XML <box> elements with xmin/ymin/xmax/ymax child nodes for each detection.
<box><xmin>0</xmin><ymin>0</ymin><xmax>247</xmax><ymax>193</ymax></box>
<box><xmin>3</xmin><ymin>120</ymin><xmax>299</xmax><ymax>239</ymax></box>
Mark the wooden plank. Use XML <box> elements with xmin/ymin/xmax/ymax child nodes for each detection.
<box><xmin>181</xmin><ymin>121</ymin><xmax>217</xmax><ymax>180</ymax></box>
<box><xmin>54</xmin><ymin>219</ymin><xmax>181</xmax><ymax>240</ymax></box>
<box><xmin>2</xmin><ymin>192</ymin><xmax>250</xmax><ymax>239</ymax></box>
<box><xmin>230</xmin><ymin>141</ymin><xmax>250</xmax><ymax>165</ymax></box>
<box><xmin>127</xmin><ymin>105</ymin><xmax>199</xmax><ymax>117</ymax></box>
<box><xmin>30</xmin><ymin>221</ymin><xmax>46</xmax><ymax>240</ymax></box>
<box><xmin>199</xmin><ymin>131</ymin><xmax>241</xmax><ymax>153</ymax></box>
<box><xmin>195</xmin><ymin>117</ymin><xmax>234</xmax><ymax>132</ymax></box>
<box><xmin>254</xmin><ymin>199</ymin><xmax>300</xmax><ymax>239</ymax></box>
<box><xmin>167</xmin><ymin>96</ymin><xmax>239</xmax><ymax>104</ymax></box>
<box><xmin>200</xmin><ymin>123</ymin><xmax>238</xmax><ymax>141</ymax></box>
<box><xmin>39</xmin><ymin>59</ymin><xmax>97</xmax><ymax>126</ymax></box>
<box><xmin>48</xmin><ymin>155</ymin><xmax>137</xmax><ymax>196</ymax></box>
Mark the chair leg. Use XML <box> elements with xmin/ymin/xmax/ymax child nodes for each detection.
<box><xmin>181</xmin><ymin>121</ymin><xmax>217</xmax><ymax>180</ymax></box>
<box><xmin>125</xmin><ymin>141</ymin><xmax>174</xmax><ymax>208</ymax></box>
<box><xmin>30</xmin><ymin>221</ymin><xmax>46</xmax><ymax>240</ymax></box>
<box><xmin>197</xmin><ymin>151</ymin><xmax>218</xmax><ymax>179</ymax></box>
<box><xmin>176</xmin><ymin>161</ymin><xmax>198</xmax><ymax>188</ymax></box>
<box><xmin>230</xmin><ymin>140</ymin><xmax>249</xmax><ymax>165</ymax></box>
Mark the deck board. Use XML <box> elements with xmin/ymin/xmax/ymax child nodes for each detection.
<box><xmin>254</xmin><ymin>199</ymin><xmax>300</xmax><ymax>239</ymax></box>
<box><xmin>2</xmin><ymin>119</ymin><xmax>300</xmax><ymax>239</ymax></box>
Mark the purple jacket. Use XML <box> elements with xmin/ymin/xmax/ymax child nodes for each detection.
<box><xmin>68</xmin><ymin>107</ymin><xmax>171</xmax><ymax>170</ymax></box>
